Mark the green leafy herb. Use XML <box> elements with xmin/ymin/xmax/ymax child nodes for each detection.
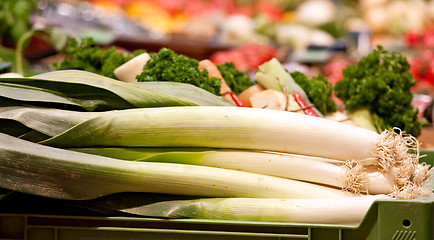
<box><xmin>334</xmin><ymin>46</ymin><xmax>423</xmax><ymax>137</ymax></box>
<box><xmin>291</xmin><ymin>71</ymin><xmax>337</xmax><ymax>115</ymax></box>
<box><xmin>217</xmin><ymin>62</ymin><xmax>254</xmax><ymax>95</ymax></box>
<box><xmin>51</xmin><ymin>38</ymin><xmax>144</xmax><ymax>79</ymax></box>
<box><xmin>136</xmin><ymin>48</ymin><xmax>221</xmax><ymax>95</ymax></box>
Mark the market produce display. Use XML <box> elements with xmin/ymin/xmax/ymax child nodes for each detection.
<box><xmin>0</xmin><ymin>0</ymin><xmax>434</xmax><ymax>230</ymax></box>
<box><xmin>0</xmin><ymin>40</ymin><xmax>432</xmax><ymax>226</ymax></box>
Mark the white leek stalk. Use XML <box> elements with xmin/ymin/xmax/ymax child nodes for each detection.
<box><xmin>42</xmin><ymin>106</ymin><xmax>381</xmax><ymax>162</ymax></box>
<box><xmin>3</xmin><ymin>104</ymin><xmax>423</xmax><ymax>196</ymax></box>
<box><xmin>72</xmin><ymin>148</ymin><xmax>395</xmax><ymax>194</ymax></box>
<box><xmin>125</xmin><ymin>195</ymin><xmax>387</xmax><ymax>225</ymax></box>
<box><xmin>41</xmin><ymin>106</ymin><xmax>423</xmax><ymax>180</ymax></box>
<box><xmin>0</xmin><ymin>132</ymin><xmax>353</xmax><ymax>200</ymax></box>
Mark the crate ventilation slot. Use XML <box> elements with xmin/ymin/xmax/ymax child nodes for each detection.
<box><xmin>392</xmin><ymin>230</ymin><xmax>416</xmax><ymax>240</ymax></box>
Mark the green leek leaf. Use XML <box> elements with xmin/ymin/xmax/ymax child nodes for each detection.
<box><xmin>0</xmin><ymin>118</ymin><xmax>33</xmax><ymax>137</ymax></box>
<box><xmin>117</xmin><ymin>196</ymin><xmax>381</xmax><ymax>225</ymax></box>
<box><xmin>0</xmin><ymin>70</ymin><xmax>198</xmax><ymax>110</ymax></box>
<box><xmin>0</xmin><ymin>82</ymin><xmax>94</xmax><ymax>110</ymax></box>
<box><xmin>31</xmin><ymin>70</ymin><xmax>198</xmax><ymax>107</ymax></box>
<box><xmin>134</xmin><ymin>82</ymin><xmax>233</xmax><ymax>106</ymax></box>
<box><xmin>0</xmin><ymin>106</ymin><xmax>102</xmax><ymax>137</ymax></box>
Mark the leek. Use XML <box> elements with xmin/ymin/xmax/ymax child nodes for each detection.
<box><xmin>134</xmin><ymin>82</ymin><xmax>233</xmax><ymax>106</ymax></box>
<box><xmin>39</xmin><ymin>106</ymin><xmax>386</xmax><ymax>162</ymax></box>
<box><xmin>71</xmin><ymin>147</ymin><xmax>394</xmax><ymax>194</ymax></box>
<box><xmin>0</xmin><ymin>70</ymin><xmax>232</xmax><ymax>109</ymax></box>
<box><xmin>0</xmin><ymin>82</ymin><xmax>94</xmax><ymax>110</ymax></box>
<box><xmin>0</xmin><ymin>70</ymin><xmax>199</xmax><ymax>110</ymax></box>
<box><xmin>0</xmin><ymin>132</ymin><xmax>353</xmax><ymax>200</ymax></box>
<box><xmin>31</xmin><ymin>70</ymin><xmax>231</xmax><ymax>107</ymax></box>
<box><xmin>0</xmin><ymin>106</ymin><xmax>102</xmax><ymax>137</ymax></box>
<box><xmin>120</xmin><ymin>195</ymin><xmax>387</xmax><ymax>225</ymax></box>
<box><xmin>0</xmin><ymin>105</ymin><xmax>427</xmax><ymax>195</ymax></box>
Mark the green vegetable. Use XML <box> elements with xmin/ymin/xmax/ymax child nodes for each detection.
<box><xmin>254</xmin><ymin>58</ymin><xmax>323</xmax><ymax>117</ymax></box>
<box><xmin>334</xmin><ymin>46</ymin><xmax>423</xmax><ymax>137</ymax></box>
<box><xmin>71</xmin><ymin>147</ymin><xmax>395</xmax><ymax>194</ymax></box>
<box><xmin>122</xmin><ymin>195</ymin><xmax>385</xmax><ymax>224</ymax></box>
<box><xmin>0</xmin><ymin>70</ymin><xmax>199</xmax><ymax>111</ymax></box>
<box><xmin>51</xmin><ymin>38</ymin><xmax>145</xmax><ymax>79</ymax></box>
<box><xmin>136</xmin><ymin>48</ymin><xmax>221</xmax><ymax>95</ymax></box>
<box><xmin>0</xmin><ymin>106</ymin><xmax>102</xmax><ymax>139</ymax></box>
<box><xmin>347</xmin><ymin>108</ymin><xmax>377</xmax><ymax>132</ymax></box>
<box><xmin>22</xmin><ymin>104</ymin><xmax>423</xmax><ymax>185</ymax></box>
<box><xmin>0</xmin><ymin>132</ymin><xmax>351</xmax><ymax>200</ymax></box>
<box><xmin>291</xmin><ymin>71</ymin><xmax>337</xmax><ymax>115</ymax></box>
<box><xmin>217</xmin><ymin>62</ymin><xmax>254</xmax><ymax>95</ymax></box>
<box><xmin>0</xmin><ymin>102</ymin><xmax>429</xmax><ymax>197</ymax></box>
<box><xmin>134</xmin><ymin>81</ymin><xmax>233</xmax><ymax>106</ymax></box>
<box><xmin>16</xmin><ymin>105</ymin><xmax>389</xmax><ymax>164</ymax></box>
<box><xmin>0</xmin><ymin>104</ymin><xmax>400</xmax><ymax>163</ymax></box>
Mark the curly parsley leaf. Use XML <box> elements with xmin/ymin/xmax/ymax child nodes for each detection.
<box><xmin>335</xmin><ymin>46</ymin><xmax>423</xmax><ymax>137</ymax></box>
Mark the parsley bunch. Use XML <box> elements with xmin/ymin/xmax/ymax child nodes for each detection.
<box><xmin>51</xmin><ymin>38</ymin><xmax>142</xmax><ymax>79</ymax></box>
<box><xmin>335</xmin><ymin>46</ymin><xmax>423</xmax><ymax>137</ymax></box>
<box><xmin>137</xmin><ymin>48</ymin><xmax>221</xmax><ymax>95</ymax></box>
<box><xmin>291</xmin><ymin>71</ymin><xmax>337</xmax><ymax>115</ymax></box>
<box><xmin>217</xmin><ymin>62</ymin><xmax>254</xmax><ymax>95</ymax></box>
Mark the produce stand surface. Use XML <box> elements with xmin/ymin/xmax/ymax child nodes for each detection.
<box><xmin>0</xmin><ymin>149</ymin><xmax>433</xmax><ymax>240</ymax></box>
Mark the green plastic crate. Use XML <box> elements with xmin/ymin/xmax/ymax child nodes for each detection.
<box><xmin>421</xmin><ymin>149</ymin><xmax>434</xmax><ymax>167</ymax></box>
<box><xmin>0</xmin><ymin>151</ymin><xmax>433</xmax><ymax>240</ymax></box>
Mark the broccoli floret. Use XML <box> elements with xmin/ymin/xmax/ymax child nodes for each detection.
<box><xmin>136</xmin><ymin>48</ymin><xmax>221</xmax><ymax>95</ymax></box>
<box><xmin>335</xmin><ymin>46</ymin><xmax>423</xmax><ymax>137</ymax></box>
<box><xmin>291</xmin><ymin>71</ymin><xmax>337</xmax><ymax>115</ymax></box>
<box><xmin>51</xmin><ymin>38</ymin><xmax>134</xmax><ymax>79</ymax></box>
<box><xmin>217</xmin><ymin>62</ymin><xmax>254</xmax><ymax>95</ymax></box>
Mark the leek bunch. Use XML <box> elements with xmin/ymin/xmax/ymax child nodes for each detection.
<box><xmin>0</xmin><ymin>70</ymin><xmax>431</xmax><ymax>225</ymax></box>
